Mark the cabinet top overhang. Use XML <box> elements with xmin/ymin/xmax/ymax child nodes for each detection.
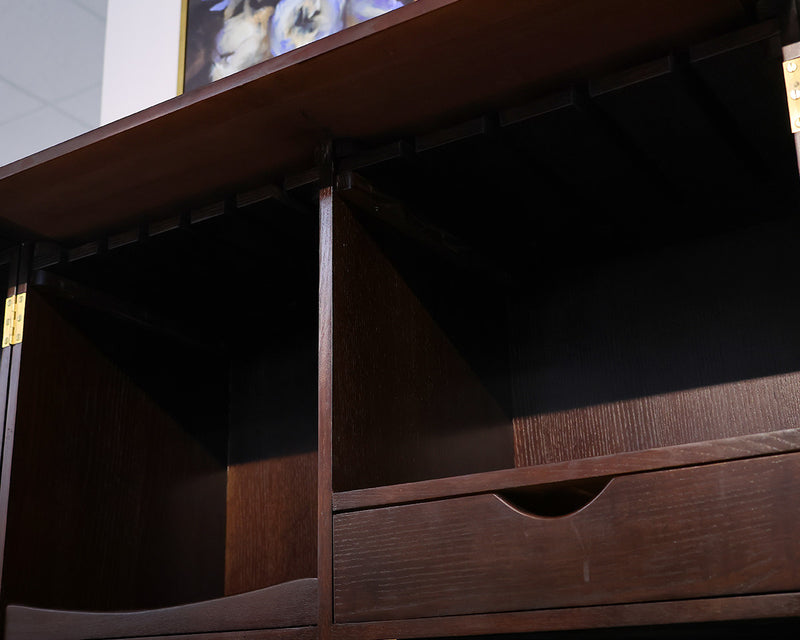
<box><xmin>0</xmin><ymin>0</ymin><xmax>752</xmax><ymax>241</ymax></box>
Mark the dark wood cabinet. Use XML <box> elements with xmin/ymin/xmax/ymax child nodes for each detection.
<box><xmin>1</xmin><ymin>1</ymin><xmax>800</xmax><ymax>639</ymax></box>
<box><xmin>0</xmin><ymin>201</ymin><xmax>320</xmax><ymax>639</ymax></box>
<box><xmin>335</xmin><ymin>453</ymin><xmax>800</xmax><ymax>621</ymax></box>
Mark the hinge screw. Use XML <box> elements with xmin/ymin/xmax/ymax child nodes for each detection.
<box><xmin>788</xmin><ymin>61</ymin><xmax>798</xmax><ymax>73</ymax></box>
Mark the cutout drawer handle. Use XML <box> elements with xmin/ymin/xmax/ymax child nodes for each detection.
<box><xmin>496</xmin><ymin>477</ymin><xmax>612</xmax><ymax>519</ymax></box>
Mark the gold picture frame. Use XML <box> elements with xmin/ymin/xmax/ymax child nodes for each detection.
<box><xmin>177</xmin><ymin>0</ymin><xmax>189</xmax><ymax>95</ymax></box>
<box><xmin>179</xmin><ymin>0</ymin><xmax>415</xmax><ymax>94</ymax></box>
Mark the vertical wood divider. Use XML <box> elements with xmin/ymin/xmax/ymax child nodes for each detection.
<box><xmin>318</xmin><ymin>171</ymin><xmax>334</xmax><ymax>638</ymax></box>
<box><xmin>0</xmin><ymin>243</ymin><xmax>28</xmax><ymax>615</ymax></box>
<box><xmin>0</xmin><ymin>247</ymin><xmax>19</xmax><ymax>473</ymax></box>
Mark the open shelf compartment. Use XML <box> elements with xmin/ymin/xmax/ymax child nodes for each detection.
<box><xmin>329</xmin><ymin>20</ymin><xmax>800</xmax><ymax>496</ymax></box>
<box><xmin>0</xmin><ymin>192</ymin><xmax>320</xmax><ymax>639</ymax></box>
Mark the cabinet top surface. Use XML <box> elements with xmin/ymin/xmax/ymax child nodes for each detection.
<box><xmin>0</xmin><ymin>0</ymin><xmax>751</xmax><ymax>241</ymax></box>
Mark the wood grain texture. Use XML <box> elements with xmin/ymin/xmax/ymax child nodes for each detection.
<box><xmin>111</xmin><ymin>630</ymin><xmax>317</xmax><ymax>640</ymax></box>
<box><xmin>331</xmin><ymin>196</ymin><xmax>513</xmax><ymax>491</ymax></box>
<box><xmin>2</xmin><ymin>290</ymin><xmax>226</xmax><ymax>611</ymax></box>
<box><xmin>318</xmin><ymin>185</ymin><xmax>334</xmax><ymax>640</ymax></box>
<box><xmin>225</xmin><ymin>318</ymin><xmax>318</xmax><ymax>595</ymax></box>
<box><xmin>0</xmin><ymin>249</ymin><xmax>20</xmax><ymax>615</ymax></box>
<box><xmin>514</xmin><ymin>371</ymin><xmax>800</xmax><ymax>467</ymax></box>
<box><xmin>335</xmin><ymin>452</ymin><xmax>800</xmax><ymax>622</ymax></box>
<box><xmin>330</xmin><ymin>593</ymin><xmax>800</xmax><ymax>639</ymax></box>
<box><xmin>225</xmin><ymin>454</ymin><xmax>317</xmax><ymax>594</ymax></box>
<box><xmin>5</xmin><ymin>578</ymin><xmax>318</xmax><ymax>640</ymax></box>
<box><xmin>511</xmin><ymin>219</ymin><xmax>800</xmax><ymax>467</ymax></box>
<box><xmin>0</xmin><ymin>0</ymin><xmax>750</xmax><ymax>240</ymax></box>
<box><xmin>333</xmin><ymin>427</ymin><xmax>800</xmax><ymax>510</ymax></box>
<box><xmin>0</xmin><ymin>260</ymin><xmax>15</xmax><ymax>462</ymax></box>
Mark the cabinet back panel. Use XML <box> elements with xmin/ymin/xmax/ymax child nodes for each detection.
<box><xmin>2</xmin><ymin>291</ymin><xmax>227</xmax><ymax>611</ymax></box>
<box><xmin>512</xmin><ymin>218</ymin><xmax>800</xmax><ymax>465</ymax></box>
<box><xmin>225</xmin><ymin>453</ymin><xmax>317</xmax><ymax>595</ymax></box>
<box><xmin>226</xmin><ymin>319</ymin><xmax>318</xmax><ymax>594</ymax></box>
<box><xmin>331</xmin><ymin>197</ymin><xmax>514</xmax><ymax>492</ymax></box>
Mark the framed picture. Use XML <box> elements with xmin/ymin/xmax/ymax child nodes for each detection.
<box><xmin>180</xmin><ymin>0</ymin><xmax>416</xmax><ymax>93</ymax></box>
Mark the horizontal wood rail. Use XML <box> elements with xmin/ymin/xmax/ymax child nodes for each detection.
<box><xmin>334</xmin><ymin>427</ymin><xmax>800</xmax><ymax>511</ymax></box>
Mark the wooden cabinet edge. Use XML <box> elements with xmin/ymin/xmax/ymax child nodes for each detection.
<box><xmin>330</xmin><ymin>593</ymin><xmax>800</xmax><ymax>639</ymax></box>
<box><xmin>333</xmin><ymin>427</ymin><xmax>800</xmax><ymax>511</ymax></box>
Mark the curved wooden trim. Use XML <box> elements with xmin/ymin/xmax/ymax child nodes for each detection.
<box><xmin>5</xmin><ymin>578</ymin><xmax>318</xmax><ymax>640</ymax></box>
<box><xmin>333</xmin><ymin>427</ymin><xmax>800</xmax><ymax>511</ymax></box>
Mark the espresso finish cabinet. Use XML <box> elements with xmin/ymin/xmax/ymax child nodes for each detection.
<box><xmin>1</xmin><ymin>1</ymin><xmax>800</xmax><ymax>639</ymax></box>
<box><xmin>1</xmin><ymin>202</ymin><xmax>321</xmax><ymax>638</ymax></box>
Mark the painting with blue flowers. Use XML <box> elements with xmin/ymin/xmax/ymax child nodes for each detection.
<box><xmin>183</xmin><ymin>0</ymin><xmax>416</xmax><ymax>92</ymax></box>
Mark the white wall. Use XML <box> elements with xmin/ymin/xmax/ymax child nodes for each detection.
<box><xmin>100</xmin><ymin>0</ymin><xmax>183</xmax><ymax>125</ymax></box>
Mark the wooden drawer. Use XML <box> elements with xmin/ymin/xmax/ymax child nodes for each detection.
<box><xmin>334</xmin><ymin>453</ymin><xmax>800</xmax><ymax>622</ymax></box>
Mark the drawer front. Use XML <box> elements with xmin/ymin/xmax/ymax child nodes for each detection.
<box><xmin>334</xmin><ymin>453</ymin><xmax>800</xmax><ymax>622</ymax></box>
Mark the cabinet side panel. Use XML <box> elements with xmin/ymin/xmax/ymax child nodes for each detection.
<box><xmin>2</xmin><ymin>290</ymin><xmax>226</xmax><ymax>610</ymax></box>
<box><xmin>332</xmin><ymin>197</ymin><xmax>513</xmax><ymax>491</ymax></box>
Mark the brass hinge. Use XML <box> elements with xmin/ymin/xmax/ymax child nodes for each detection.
<box><xmin>783</xmin><ymin>57</ymin><xmax>800</xmax><ymax>133</ymax></box>
<box><xmin>2</xmin><ymin>293</ymin><xmax>26</xmax><ymax>348</ymax></box>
